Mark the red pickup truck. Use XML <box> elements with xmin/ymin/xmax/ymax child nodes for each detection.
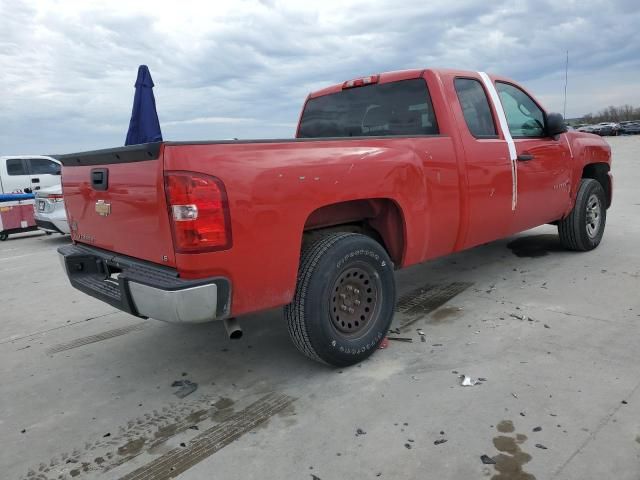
<box><xmin>57</xmin><ymin>68</ymin><xmax>612</xmax><ymax>366</ymax></box>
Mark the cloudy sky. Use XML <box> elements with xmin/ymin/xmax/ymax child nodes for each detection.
<box><xmin>1</xmin><ymin>0</ymin><xmax>639</xmax><ymax>154</ymax></box>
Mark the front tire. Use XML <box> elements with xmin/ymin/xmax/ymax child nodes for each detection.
<box><xmin>558</xmin><ymin>178</ymin><xmax>606</xmax><ymax>251</ymax></box>
<box><xmin>285</xmin><ymin>233</ymin><xmax>396</xmax><ymax>367</ymax></box>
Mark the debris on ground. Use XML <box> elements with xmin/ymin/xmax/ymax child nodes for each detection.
<box><xmin>103</xmin><ymin>433</ymin><xmax>111</xmax><ymax>438</ymax></box>
<box><xmin>544</xmin><ymin>324</ymin><xmax>551</xmax><ymax>329</ymax></box>
<box><xmin>622</xmin><ymin>400</ymin><xmax>628</xmax><ymax>405</ymax></box>
<box><xmin>459</xmin><ymin>375</ymin><xmax>482</xmax><ymax>386</ymax></box>
<box><xmin>404</xmin><ymin>443</ymin><xmax>412</xmax><ymax>449</ymax></box>
<box><xmin>20</xmin><ymin>429</ymin><xmax>26</xmax><ymax>434</ymax></box>
<box><xmin>432</xmin><ymin>343</ymin><xmax>443</xmax><ymax>346</ymax></box>
<box><xmin>512</xmin><ymin>392</ymin><xmax>519</xmax><ymax>399</ymax></box>
<box><xmin>417</xmin><ymin>329</ymin><xmax>426</xmax><ymax>342</ymax></box>
<box><xmin>411</xmin><ymin>375</ymin><xmax>420</xmax><ymax>381</ymax></box>
<box><xmin>387</xmin><ymin>337</ymin><xmax>413</xmax><ymax>342</ymax></box>
<box><xmin>434</xmin><ymin>438</ymin><xmax>448</xmax><ymax>445</ymax></box>
<box><xmin>520</xmin><ymin>412</ymin><xmax>526</xmax><ymax>417</ymax></box>
<box><xmin>378</xmin><ymin>337</ymin><xmax>389</xmax><ymax>349</ymax></box>
<box><xmin>510</xmin><ymin>313</ymin><xmax>531</xmax><ymax>321</ymax></box>
<box><xmin>480</xmin><ymin>455</ymin><xmax>496</xmax><ymax>465</ymax></box>
<box><xmin>535</xmin><ymin>443</ymin><xmax>548</xmax><ymax>450</ymax></box>
<box><xmin>389</xmin><ymin>328</ymin><xmax>401</xmax><ymax>335</ymax></box>
<box><xmin>171</xmin><ymin>379</ymin><xmax>198</xmax><ymax>398</ymax></box>
<box><xmin>188</xmin><ymin>425</ymin><xmax>199</xmax><ymax>430</ymax></box>
<box><xmin>355</xmin><ymin>428</ymin><xmax>366</xmax><ymax>436</ymax></box>
<box><xmin>533</xmin><ymin>426</ymin><xmax>542</xmax><ymax>432</ymax></box>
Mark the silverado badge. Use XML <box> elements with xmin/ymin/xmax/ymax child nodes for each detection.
<box><xmin>95</xmin><ymin>200</ymin><xmax>111</xmax><ymax>216</ymax></box>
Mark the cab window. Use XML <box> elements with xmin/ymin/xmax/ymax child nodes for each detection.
<box><xmin>298</xmin><ymin>78</ymin><xmax>439</xmax><ymax>138</ymax></box>
<box><xmin>454</xmin><ymin>78</ymin><xmax>497</xmax><ymax>138</ymax></box>
<box><xmin>496</xmin><ymin>82</ymin><xmax>545</xmax><ymax>137</ymax></box>
<box><xmin>6</xmin><ymin>159</ymin><xmax>27</xmax><ymax>176</ymax></box>
<box><xmin>28</xmin><ymin>158</ymin><xmax>61</xmax><ymax>175</ymax></box>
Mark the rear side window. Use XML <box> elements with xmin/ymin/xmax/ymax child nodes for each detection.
<box><xmin>28</xmin><ymin>158</ymin><xmax>61</xmax><ymax>175</ymax></box>
<box><xmin>6</xmin><ymin>159</ymin><xmax>27</xmax><ymax>175</ymax></box>
<box><xmin>454</xmin><ymin>78</ymin><xmax>497</xmax><ymax>137</ymax></box>
<box><xmin>298</xmin><ymin>78</ymin><xmax>439</xmax><ymax>138</ymax></box>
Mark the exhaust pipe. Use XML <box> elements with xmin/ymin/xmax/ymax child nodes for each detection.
<box><xmin>223</xmin><ymin>317</ymin><xmax>242</xmax><ymax>339</ymax></box>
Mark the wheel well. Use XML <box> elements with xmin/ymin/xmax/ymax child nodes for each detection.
<box><xmin>302</xmin><ymin>199</ymin><xmax>406</xmax><ymax>266</ymax></box>
<box><xmin>582</xmin><ymin>163</ymin><xmax>611</xmax><ymax>208</ymax></box>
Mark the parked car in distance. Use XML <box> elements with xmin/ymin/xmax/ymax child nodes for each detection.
<box><xmin>56</xmin><ymin>67</ymin><xmax>613</xmax><ymax>367</ymax></box>
<box><xmin>595</xmin><ymin>122</ymin><xmax>620</xmax><ymax>136</ymax></box>
<box><xmin>619</xmin><ymin>121</ymin><xmax>640</xmax><ymax>135</ymax></box>
<box><xmin>34</xmin><ymin>185</ymin><xmax>70</xmax><ymax>235</ymax></box>
<box><xmin>0</xmin><ymin>155</ymin><xmax>62</xmax><ymax>194</ymax></box>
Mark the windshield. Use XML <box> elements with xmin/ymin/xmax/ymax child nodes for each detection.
<box><xmin>298</xmin><ymin>78</ymin><xmax>439</xmax><ymax>138</ymax></box>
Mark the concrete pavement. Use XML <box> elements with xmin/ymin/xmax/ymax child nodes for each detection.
<box><xmin>1</xmin><ymin>136</ymin><xmax>638</xmax><ymax>480</ymax></box>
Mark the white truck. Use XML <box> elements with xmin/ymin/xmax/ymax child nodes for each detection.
<box><xmin>0</xmin><ymin>155</ymin><xmax>62</xmax><ymax>194</ymax></box>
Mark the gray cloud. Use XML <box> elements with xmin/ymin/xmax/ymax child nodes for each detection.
<box><xmin>1</xmin><ymin>0</ymin><xmax>638</xmax><ymax>154</ymax></box>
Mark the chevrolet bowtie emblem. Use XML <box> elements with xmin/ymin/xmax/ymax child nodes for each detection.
<box><xmin>95</xmin><ymin>200</ymin><xmax>111</xmax><ymax>216</ymax></box>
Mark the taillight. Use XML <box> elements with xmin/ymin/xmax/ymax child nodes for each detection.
<box><xmin>164</xmin><ymin>171</ymin><xmax>232</xmax><ymax>253</ymax></box>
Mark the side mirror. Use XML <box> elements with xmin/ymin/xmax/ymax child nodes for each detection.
<box><xmin>546</xmin><ymin>112</ymin><xmax>568</xmax><ymax>137</ymax></box>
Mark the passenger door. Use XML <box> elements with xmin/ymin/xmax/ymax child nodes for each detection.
<box><xmin>495</xmin><ymin>82</ymin><xmax>571</xmax><ymax>233</ymax></box>
<box><xmin>451</xmin><ymin>77</ymin><xmax>515</xmax><ymax>249</ymax></box>
<box><xmin>26</xmin><ymin>158</ymin><xmax>62</xmax><ymax>191</ymax></box>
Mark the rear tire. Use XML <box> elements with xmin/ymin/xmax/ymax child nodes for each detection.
<box><xmin>558</xmin><ymin>178</ymin><xmax>606</xmax><ymax>251</ymax></box>
<box><xmin>285</xmin><ymin>233</ymin><xmax>396</xmax><ymax>367</ymax></box>
<box><xmin>0</xmin><ymin>233</ymin><xmax>7</xmax><ymax>241</ymax></box>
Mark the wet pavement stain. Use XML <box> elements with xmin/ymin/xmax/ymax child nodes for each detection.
<box><xmin>211</xmin><ymin>406</ymin><xmax>235</xmax><ymax>422</ymax></box>
<box><xmin>497</xmin><ymin>420</ymin><xmax>515</xmax><ymax>433</ymax></box>
<box><xmin>19</xmin><ymin>394</ymin><xmax>233</xmax><ymax>479</ymax></box>
<box><xmin>429</xmin><ymin>305</ymin><xmax>463</xmax><ymax>322</ymax></box>
<box><xmin>154</xmin><ymin>423</ymin><xmax>178</xmax><ymax>440</ymax></box>
<box><xmin>490</xmin><ymin>421</ymin><xmax>536</xmax><ymax>480</ymax></box>
<box><xmin>186</xmin><ymin>409</ymin><xmax>209</xmax><ymax>424</ymax></box>
<box><xmin>213</xmin><ymin>397</ymin><xmax>234</xmax><ymax>410</ymax></box>
<box><xmin>117</xmin><ymin>437</ymin><xmax>146</xmax><ymax>456</ymax></box>
<box><xmin>507</xmin><ymin>234</ymin><xmax>564</xmax><ymax>258</ymax></box>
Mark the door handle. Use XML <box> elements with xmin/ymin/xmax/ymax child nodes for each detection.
<box><xmin>31</xmin><ymin>177</ymin><xmax>40</xmax><ymax>183</ymax></box>
<box><xmin>517</xmin><ymin>154</ymin><xmax>535</xmax><ymax>161</ymax></box>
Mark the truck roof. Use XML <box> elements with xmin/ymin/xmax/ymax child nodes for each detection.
<box><xmin>308</xmin><ymin>68</ymin><xmax>491</xmax><ymax>99</ymax></box>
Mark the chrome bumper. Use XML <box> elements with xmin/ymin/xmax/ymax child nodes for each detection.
<box><xmin>58</xmin><ymin>244</ymin><xmax>231</xmax><ymax>324</ymax></box>
<box><xmin>129</xmin><ymin>281</ymin><xmax>219</xmax><ymax>323</ymax></box>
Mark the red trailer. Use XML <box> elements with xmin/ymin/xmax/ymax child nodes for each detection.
<box><xmin>0</xmin><ymin>194</ymin><xmax>38</xmax><ymax>241</ymax></box>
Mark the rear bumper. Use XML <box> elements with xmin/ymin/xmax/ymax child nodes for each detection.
<box><xmin>35</xmin><ymin>219</ymin><xmax>67</xmax><ymax>234</ymax></box>
<box><xmin>58</xmin><ymin>244</ymin><xmax>231</xmax><ymax>323</ymax></box>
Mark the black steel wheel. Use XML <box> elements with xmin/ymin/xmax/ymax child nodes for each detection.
<box><xmin>558</xmin><ymin>178</ymin><xmax>607</xmax><ymax>251</ymax></box>
<box><xmin>285</xmin><ymin>233</ymin><xmax>395</xmax><ymax>367</ymax></box>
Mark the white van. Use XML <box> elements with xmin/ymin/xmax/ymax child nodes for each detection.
<box><xmin>0</xmin><ymin>155</ymin><xmax>62</xmax><ymax>194</ymax></box>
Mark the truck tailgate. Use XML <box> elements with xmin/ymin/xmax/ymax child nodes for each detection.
<box><xmin>58</xmin><ymin>143</ymin><xmax>176</xmax><ymax>267</ymax></box>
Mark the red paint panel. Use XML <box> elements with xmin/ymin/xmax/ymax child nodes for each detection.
<box><xmin>62</xmin><ymin>151</ymin><xmax>177</xmax><ymax>266</ymax></box>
